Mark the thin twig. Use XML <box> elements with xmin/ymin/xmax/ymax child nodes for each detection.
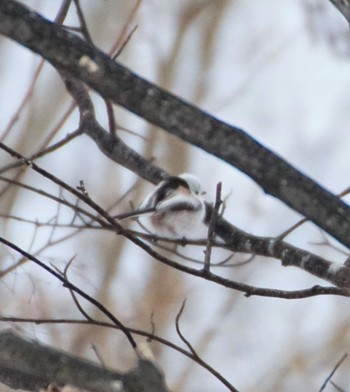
<box><xmin>330</xmin><ymin>380</ymin><xmax>346</xmax><ymax>392</ymax></box>
<box><xmin>0</xmin><ymin>128</ymin><xmax>83</xmax><ymax>176</ymax></box>
<box><xmin>110</xmin><ymin>0</ymin><xmax>143</xmax><ymax>57</ymax></box>
<box><xmin>175</xmin><ymin>300</ymin><xmax>198</xmax><ymax>358</ymax></box>
<box><xmin>1</xmin><ymin>143</ymin><xmax>350</xmax><ymax>298</ymax></box>
<box><xmin>175</xmin><ymin>300</ymin><xmax>240</xmax><ymax>392</ymax></box>
<box><xmin>277</xmin><ymin>185</ymin><xmax>350</xmax><ymax>241</ymax></box>
<box><xmin>0</xmin><ymin>315</ymin><xmax>239</xmax><ymax>391</ymax></box>
<box><xmin>203</xmin><ymin>182</ymin><xmax>222</xmax><ymax>272</ymax></box>
<box><xmin>73</xmin><ymin>0</ymin><xmax>93</xmax><ymax>44</ymax></box>
<box><xmin>63</xmin><ymin>256</ymin><xmax>94</xmax><ymax>321</ymax></box>
<box><xmin>112</xmin><ymin>25</ymin><xmax>138</xmax><ymax>60</ymax></box>
<box><xmin>0</xmin><ymin>235</ymin><xmax>137</xmax><ymax>350</ymax></box>
<box><xmin>319</xmin><ymin>353</ymin><xmax>348</xmax><ymax>392</ymax></box>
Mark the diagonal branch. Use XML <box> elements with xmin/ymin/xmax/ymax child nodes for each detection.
<box><xmin>0</xmin><ymin>235</ymin><xmax>137</xmax><ymax>349</ymax></box>
<box><xmin>1</xmin><ymin>138</ymin><xmax>348</xmax><ymax>294</ymax></box>
<box><xmin>0</xmin><ymin>331</ymin><xmax>168</xmax><ymax>392</ymax></box>
<box><xmin>2</xmin><ymin>2</ymin><xmax>350</xmax><ymax>291</ymax></box>
<box><xmin>61</xmin><ymin>77</ymin><xmax>350</xmax><ymax>289</ymax></box>
<box><xmin>62</xmin><ymin>77</ymin><xmax>166</xmax><ymax>183</ymax></box>
<box><xmin>1</xmin><ymin>1</ymin><xmax>350</xmax><ymax>249</ymax></box>
<box><xmin>329</xmin><ymin>0</ymin><xmax>350</xmax><ymax>25</ymax></box>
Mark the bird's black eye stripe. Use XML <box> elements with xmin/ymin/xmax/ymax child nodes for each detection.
<box><xmin>153</xmin><ymin>177</ymin><xmax>189</xmax><ymax>205</ymax></box>
<box><xmin>168</xmin><ymin>177</ymin><xmax>190</xmax><ymax>189</ymax></box>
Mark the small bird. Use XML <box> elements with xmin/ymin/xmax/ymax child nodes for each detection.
<box><xmin>132</xmin><ymin>173</ymin><xmax>207</xmax><ymax>239</ymax></box>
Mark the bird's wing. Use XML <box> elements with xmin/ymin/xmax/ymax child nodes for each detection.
<box><xmin>156</xmin><ymin>194</ymin><xmax>203</xmax><ymax>212</ymax></box>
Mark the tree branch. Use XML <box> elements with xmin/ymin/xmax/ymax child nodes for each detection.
<box><xmin>1</xmin><ymin>1</ymin><xmax>350</xmax><ymax>249</ymax></box>
<box><xmin>60</xmin><ymin>76</ymin><xmax>350</xmax><ymax>289</ymax></box>
<box><xmin>329</xmin><ymin>0</ymin><xmax>350</xmax><ymax>25</ymax></box>
<box><xmin>2</xmin><ymin>1</ymin><xmax>350</xmax><ymax>290</ymax></box>
<box><xmin>62</xmin><ymin>77</ymin><xmax>166</xmax><ymax>183</ymax></box>
<box><xmin>3</xmin><ymin>65</ymin><xmax>350</xmax><ymax>290</ymax></box>
<box><xmin>0</xmin><ymin>331</ymin><xmax>168</xmax><ymax>392</ymax></box>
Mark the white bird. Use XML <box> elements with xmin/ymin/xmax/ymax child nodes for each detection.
<box><xmin>136</xmin><ymin>173</ymin><xmax>207</xmax><ymax>239</ymax></box>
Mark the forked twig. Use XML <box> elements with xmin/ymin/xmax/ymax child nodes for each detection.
<box><xmin>0</xmin><ymin>235</ymin><xmax>137</xmax><ymax>349</ymax></box>
<box><xmin>319</xmin><ymin>353</ymin><xmax>348</xmax><ymax>392</ymax></box>
<box><xmin>175</xmin><ymin>299</ymin><xmax>240</xmax><ymax>392</ymax></box>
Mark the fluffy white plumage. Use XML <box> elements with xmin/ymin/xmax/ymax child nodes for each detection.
<box><xmin>138</xmin><ymin>173</ymin><xmax>207</xmax><ymax>239</ymax></box>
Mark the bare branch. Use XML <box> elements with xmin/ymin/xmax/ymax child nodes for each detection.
<box><xmin>0</xmin><ymin>331</ymin><xmax>167</xmax><ymax>392</ymax></box>
<box><xmin>2</xmin><ymin>134</ymin><xmax>350</xmax><ymax>293</ymax></box>
<box><xmin>1</xmin><ymin>1</ymin><xmax>350</xmax><ymax>248</ymax></box>
<box><xmin>203</xmin><ymin>182</ymin><xmax>222</xmax><ymax>272</ymax></box>
<box><xmin>62</xmin><ymin>77</ymin><xmax>166</xmax><ymax>183</ymax></box>
<box><xmin>319</xmin><ymin>353</ymin><xmax>348</xmax><ymax>392</ymax></box>
<box><xmin>175</xmin><ymin>301</ymin><xmax>239</xmax><ymax>392</ymax></box>
<box><xmin>0</xmin><ymin>317</ymin><xmax>238</xmax><ymax>391</ymax></box>
<box><xmin>329</xmin><ymin>0</ymin><xmax>350</xmax><ymax>25</ymax></box>
<box><xmin>0</xmin><ymin>236</ymin><xmax>137</xmax><ymax>349</ymax></box>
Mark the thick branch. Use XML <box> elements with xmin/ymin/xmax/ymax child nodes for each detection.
<box><xmin>2</xmin><ymin>2</ymin><xmax>350</xmax><ymax>290</ymax></box>
<box><xmin>330</xmin><ymin>0</ymin><xmax>350</xmax><ymax>25</ymax></box>
<box><xmin>0</xmin><ymin>331</ymin><xmax>168</xmax><ymax>392</ymax></box>
<box><xmin>62</xmin><ymin>77</ymin><xmax>166</xmax><ymax>183</ymax></box>
<box><xmin>1</xmin><ymin>1</ymin><xmax>350</xmax><ymax>249</ymax></box>
<box><xmin>211</xmin><ymin>214</ymin><xmax>350</xmax><ymax>289</ymax></box>
<box><xmin>60</xmin><ymin>77</ymin><xmax>350</xmax><ymax>289</ymax></box>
